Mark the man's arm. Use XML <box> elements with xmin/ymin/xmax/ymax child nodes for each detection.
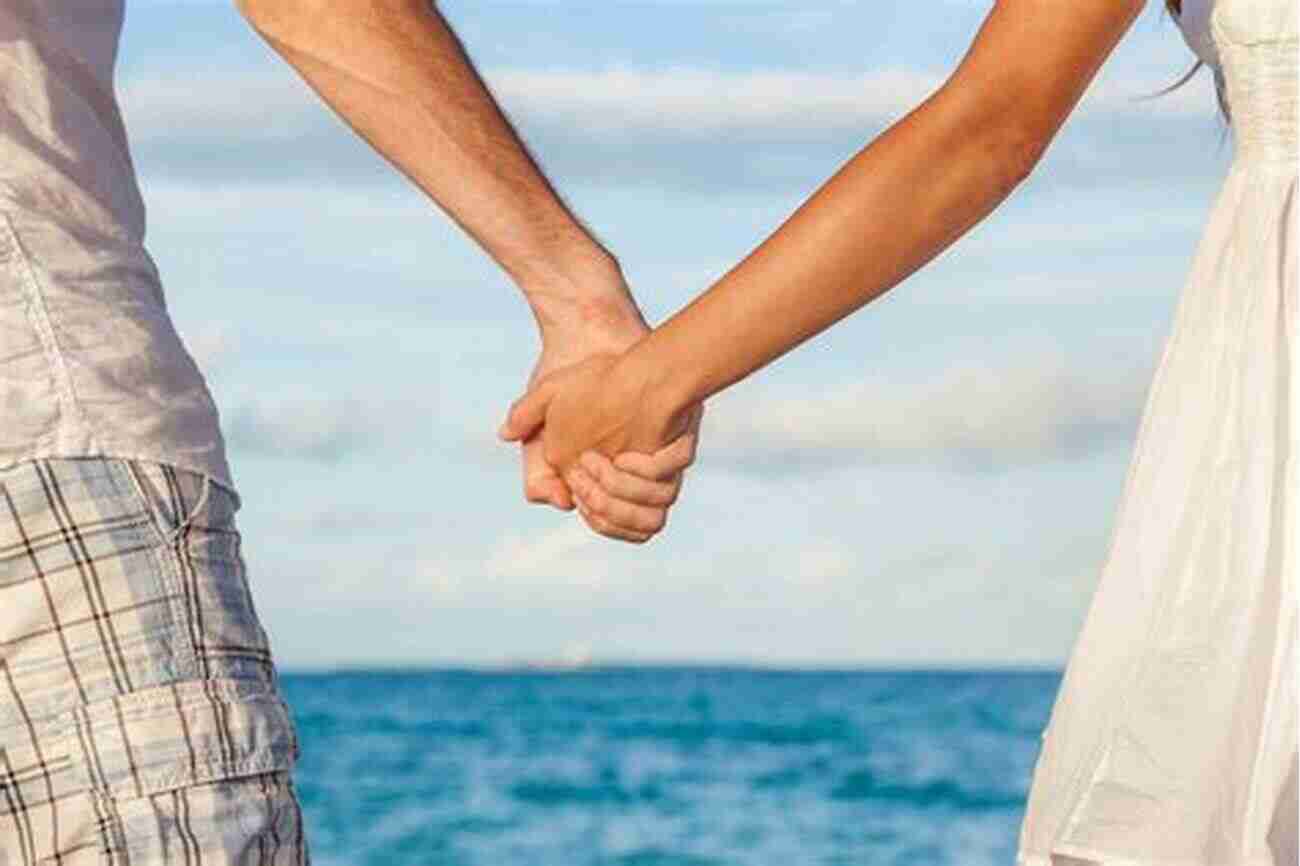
<box><xmin>234</xmin><ymin>0</ymin><xmax>695</xmax><ymax>532</ymax></box>
<box><xmin>234</xmin><ymin>0</ymin><xmax>631</xmax><ymax>337</ymax></box>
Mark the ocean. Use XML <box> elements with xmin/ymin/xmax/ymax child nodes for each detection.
<box><xmin>281</xmin><ymin>668</ymin><xmax>1062</xmax><ymax>865</ymax></box>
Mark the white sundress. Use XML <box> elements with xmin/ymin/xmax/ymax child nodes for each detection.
<box><xmin>1016</xmin><ymin>0</ymin><xmax>1298</xmax><ymax>863</ymax></box>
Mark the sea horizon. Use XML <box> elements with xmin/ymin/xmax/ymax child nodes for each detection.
<box><xmin>279</xmin><ymin>660</ymin><xmax>1066</xmax><ymax>676</ymax></box>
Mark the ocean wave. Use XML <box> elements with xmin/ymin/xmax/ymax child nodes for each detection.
<box><xmin>606</xmin><ymin>715</ymin><xmax>855</xmax><ymax>747</ymax></box>
<box><xmin>830</xmin><ymin>768</ymin><xmax>1023</xmax><ymax>811</ymax></box>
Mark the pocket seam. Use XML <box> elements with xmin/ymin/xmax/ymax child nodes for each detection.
<box><xmin>114</xmin><ymin>749</ymin><xmax>291</xmax><ymax>801</ymax></box>
<box><xmin>115</xmin><ymin>459</ymin><xmax>213</xmax><ymax>549</ymax></box>
<box><xmin>57</xmin><ymin>677</ymin><xmax>299</xmax><ymax>803</ymax></box>
<box><xmin>103</xmin><ymin>458</ymin><xmax>202</xmax><ymax>679</ymax></box>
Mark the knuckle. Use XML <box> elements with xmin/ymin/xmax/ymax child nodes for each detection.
<box><xmin>586</xmin><ymin>487</ymin><xmax>609</xmax><ymax>514</ymax></box>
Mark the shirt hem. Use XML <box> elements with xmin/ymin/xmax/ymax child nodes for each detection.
<box><xmin>1017</xmin><ymin>844</ymin><xmax>1285</xmax><ymax>866</ymax></box>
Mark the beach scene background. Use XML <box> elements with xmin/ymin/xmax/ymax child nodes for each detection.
<box><xmin>119</xmin><ymin>1</ymin><xmax>1226</xmax><ymax>859</ymax></box>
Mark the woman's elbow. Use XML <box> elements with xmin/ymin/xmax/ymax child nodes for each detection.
<box><xmin>983</xmin><ymin>125</ymin><xmax>1052</xmax><ymax>197</ymax></box>
<box><xmin>233</xmin><ymin>0</ymin><xmax>290</xmax><ymax>35</ymax></box>
<box><xmin>232</xmin><ymin>0</ymin><xmax>272</xmax><ymax>25</ymax></box>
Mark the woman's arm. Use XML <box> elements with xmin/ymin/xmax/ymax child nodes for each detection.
<box><xmin>634</xmin><ymin>0</ymin><xmax>1145</xmax><ymax>413</ymax></box>
<box><xmin>503</xmin><ymin>0</ymin><xmax>1146</xmax><ymax>479</ymax></box>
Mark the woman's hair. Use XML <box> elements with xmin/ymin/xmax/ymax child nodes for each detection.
<box><xmin>1161</xmin><ymin>0</ymin><xmax>1231</xmax><ymax>120</ymax></box>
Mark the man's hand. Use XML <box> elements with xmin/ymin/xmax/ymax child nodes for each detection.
<box><xmin>234</xmin><ymin>0</ymin><xmax>702</xmax><ymax>540</ymax></box>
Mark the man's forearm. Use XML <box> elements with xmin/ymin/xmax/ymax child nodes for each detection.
<box><xmin>234</xmin><ymin>0</ymin><xmax>635</xmax><ymax>333</ymax></box>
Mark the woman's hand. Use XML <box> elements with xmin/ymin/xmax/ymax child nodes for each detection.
<box><xmin>519</xmin><ymin>282</ymin><xmax>698</xmax><ymax>516</ymax></box>
<box><xmin>499</xmin><ymin>353</ymin><xmax>700</xmax><ymax>543</ymax></box>
<box><xmin>519</xmin><ymin>322</ymin><xmax>643</xmax><ymax>510</ymax></box>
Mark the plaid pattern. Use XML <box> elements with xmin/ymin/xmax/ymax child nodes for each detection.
<box><xmin>0</xmin><ymin>457</ymin><xmax>307</xmax><ymax>864</ymax></box>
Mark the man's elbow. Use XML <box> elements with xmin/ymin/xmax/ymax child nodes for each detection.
<box><xmin>234</xmin><ymin>0</ymin><xmax>326</xmax><ymax>40</ymax></box>
<box><xmin>236</xmin><ymin>0</ymin><xmax>422</xmax><ymax>29</ymax></box>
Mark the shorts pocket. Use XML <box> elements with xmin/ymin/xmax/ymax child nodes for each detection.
<box><xmin>117</xmin><ymin>769</ymin><xmax>309</xmax><ymax>865</ymax></box>
<box><xmin>116</xmin><ymin>457</ymin><xmax>248</xmax><ymax>574</ymax></box>
<box><xmin>116</xmin><ymin>459</ymin><xmax>220</xmax><ymax>551</ymax></box>
<box><xmin>55</xmin><ymin>676</ymin><xmax>300</xmax><ymax>803</ymax></box>
<box><xmin>112</xmin><ymin>459</ymin><xmax>276</xmax><ymax>683</ymax></box>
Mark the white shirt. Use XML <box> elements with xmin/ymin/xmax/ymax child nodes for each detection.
<box><xmin>0</xmin><ymin>1</ymin><xmax>234</xmax><ymax>499</ymax></box>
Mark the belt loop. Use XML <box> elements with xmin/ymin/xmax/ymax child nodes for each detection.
<box><xmin>177</xmin><ymin>473</ymin><xmax>212</xmax><ymax>539</ymax></box>
<box><xmin>121</xmin><ymin>459</ymin><xmax>212</xmax><ymax>545</ymax></box>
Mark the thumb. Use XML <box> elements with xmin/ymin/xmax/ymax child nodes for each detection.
<box><xmin>498</xmin><ymin>380</ymin><xmax>557</xmax><ymax>442</ymax></box>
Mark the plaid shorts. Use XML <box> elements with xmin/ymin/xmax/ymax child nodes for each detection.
<box><xmin>0</xmin><ymin>457</ymin><xmax>308</xmax><ymax>865</ymax></box>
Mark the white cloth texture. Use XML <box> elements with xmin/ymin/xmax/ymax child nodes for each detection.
<box><xmin>1016</xmin><ymin>0</ymin><xmax>1297</xmax><ymax>863</ymax></box>
<box><xmin>0</xmin><ymin>0</ymin><xmax>234</xmax><ymax>499</ymax></box>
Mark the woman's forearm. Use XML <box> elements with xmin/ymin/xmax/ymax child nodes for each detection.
<box><xmin>622</xmin><ymin>0</ymin><xmax>1143</xmax><ymax>417</ymax></box>
<box><xmin>626</xmin><ymin>91</ymin><xmax>1034</xmax><ymax>413</ymax></box>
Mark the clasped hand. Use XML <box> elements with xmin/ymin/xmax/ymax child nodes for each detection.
<box><xmin>500</xmin><ymin>350</ymin><xmax>701</xmax><ymax>544</ymax></box>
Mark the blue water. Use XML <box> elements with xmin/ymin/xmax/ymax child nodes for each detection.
<box><xmin>280</xmin><ymin>668</ymin><xmax>1062</xmax><ymax>866</ymax></box>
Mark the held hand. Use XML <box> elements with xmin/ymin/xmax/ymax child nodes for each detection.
<box><xmin>515</xmin><ymin>291</ymin><xmax>648</xmax><ymax>510</ymax></box>
<box><xmin>514</xmin><ymin>290</ymin><xmax>699</xmax><ymax>540</ymax></box>
<box><xmin>500</xmin><ymin>354</ymin><xmax>697</xmax><ymax>543</ymax></box>
<box><xmin>565</xmin><ymin>404</ymin><xmax>703</xmax><ymax>543</ymax></box>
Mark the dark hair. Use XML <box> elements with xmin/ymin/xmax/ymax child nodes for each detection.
<box><xmin>1161</xmin><ymin>0</ymin><xmax>1230</xmax><ymax>120</ymax></box>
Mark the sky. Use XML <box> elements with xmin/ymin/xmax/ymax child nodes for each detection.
<box><xmin>114</xmin><ymin>0</ymin><xmax>1231</xmax><ymax>670</ymax></box>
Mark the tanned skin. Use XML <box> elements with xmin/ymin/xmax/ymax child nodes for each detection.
<box><xmin>502</xmin><ymin>0</ymin><xmax>1147</xmax><ymax>541</ymax></box>
<box><xmin>234</xmin><ymin>0</ymin><xmax>699</xmax><ymax>542</ymax></box>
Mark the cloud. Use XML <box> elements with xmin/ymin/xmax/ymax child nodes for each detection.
<box><xmin>701</xmin><ymin>348</ymin><xmax>1154</xmax><ymax>474</ymax></box>
<box><xmin>485</xmin><ymin>522</ymin><xmax>614</xmax><ymax>588</ymax></box>
<box><xmin>252</xmin><ymin>510</ymin><xmax>1104</xmax><ymax>667</ymax></box>
<box><xmin>490</xmin><ymin>66</ymin><xmax>938</xmax><ymax>138</ymax></box>
<box><xmin>120</xmin><ymin>64</ymin><xmax>1223</xmax><ymax>194</ymax></box>
<box><xmin>178</xmin><ymin>321</ymin><xmax>239</xmax><ymax>376</ymax></box>
<box><xmin>223</xmin><ymin>390</ymin><xmax>436</xmax><ymax>462</ymax></box>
